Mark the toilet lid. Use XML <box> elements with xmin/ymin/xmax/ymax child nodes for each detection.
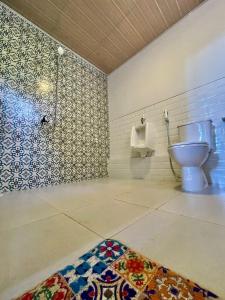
<box><xmin>168</xmin><ymin>141</ymin><xmax>208</xmax><ymax>148</ymax></box>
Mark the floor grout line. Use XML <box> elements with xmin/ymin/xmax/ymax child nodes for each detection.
<box><xmin>62</xmin><ymin>212</ymin><xmax>105</xmax><ymax>239</ymax></box>
<box><xmin>108</xmin><ymin>209</ymin><xmax>154</xmax><ymax>239</ymax></box>
<box><xmin>158</xmin><ymin>208</ymin><xmax>225</xmax><ymax>228</ymax></box>
<box><xmin>0</xmin><ymin>212</ymin><xmax>61</xmax><ymax>233</ymax></box>
<box><xmin>154</xmin><ymin>197</ymin><xmax>176</xmax><ymax>210</ymax></box>
<box><xmin>112</xmin><ymin>196</ymin><xmax>150</xmax><ymax>208</ymax></box>
<box><xmin>62</xmin><ymin>203</ymin><xmax>152</xmax><ymax>241</ymax></box>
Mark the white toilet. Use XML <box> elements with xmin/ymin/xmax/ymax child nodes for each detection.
<box><xmin>168</xmin><ymin>120</ymin><xmax>213</xmax><ymax>192</ymax></box>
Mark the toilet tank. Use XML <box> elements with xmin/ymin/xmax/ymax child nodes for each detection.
<box><xmin>178</xmin><ymin>120</ymin><xmax>213</xmax><ymax>150</ymax></box>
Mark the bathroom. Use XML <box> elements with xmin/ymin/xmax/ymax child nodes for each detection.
<box><xmin>0</xmin><ymin>0</ymin><xmax>225</xmax><ymax>299</ymax></box>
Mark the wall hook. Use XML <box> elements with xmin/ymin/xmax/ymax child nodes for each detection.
<box><xmin>41</xmin><ymin>115</ymin><xmax>49</xmax><ymax>126</ymax></box>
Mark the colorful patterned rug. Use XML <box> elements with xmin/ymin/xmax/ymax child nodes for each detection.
<box><xmin>16</xmin><ymin>239</ymin><xmax>218</xmax><ymax>300</ymax></box>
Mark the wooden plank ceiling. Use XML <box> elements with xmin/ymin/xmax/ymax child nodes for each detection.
<box><xmin>2</xmin><ymin>0</ymin><xmax>204</xmax><ymax>73</ymax></box>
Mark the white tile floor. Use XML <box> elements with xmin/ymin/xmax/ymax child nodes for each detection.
<box><xmin>1</xmin><ymin>179</ymin><xmax>225</xmax><ymax>299</ymax></box>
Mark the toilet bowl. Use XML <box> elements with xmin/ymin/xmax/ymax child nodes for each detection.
<box><xmin>168</xmin><ymin>119</ymin><xmax>213</xmax><ymax>192</ymax></box>
<box><xmin>169</xmin><ymin>142</ymin><xmax>209</xmax><ymax>192</ymax></box>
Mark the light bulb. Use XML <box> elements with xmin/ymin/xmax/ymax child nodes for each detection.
<box><xmin>37</xmin><ymin>79</ymin><xmax>52</xmax><ymax>93</ymax></box>
<box><xmin>58</xmin><ymin>46</ymin><xmax>64</xmax><ymax>56</ymax></box>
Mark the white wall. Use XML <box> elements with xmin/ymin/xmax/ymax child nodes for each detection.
<box><xmin>108</xmin><ymin>0</ymin><xmax>225</xmax><ymax>187</ymax></box>
<box><xmin>108</xmin><ymin>0</ymin><xmax>225</xmax><ymax>120</ymax></box>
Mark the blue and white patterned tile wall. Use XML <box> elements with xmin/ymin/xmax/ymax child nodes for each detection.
<box><xmin>0</xmin><ymin>4</ymin><xmax>109</xmax><ymax>192</ymax></box>
<box><xmin>109</xmin><ymin>78</ymin><xmax>225</xmax><ymax>188</ymax></box>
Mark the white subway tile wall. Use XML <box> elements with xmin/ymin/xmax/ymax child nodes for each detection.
<box><xmin>109</xmin><ymin>77</ymin><xmax>225</xmax><ymax>187</ymax></box>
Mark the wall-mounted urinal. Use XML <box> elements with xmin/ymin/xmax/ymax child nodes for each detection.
<box><xmin>131</xmin><ymin>119</ymin><xmax>154</xmax><ymax>158</ymax></box>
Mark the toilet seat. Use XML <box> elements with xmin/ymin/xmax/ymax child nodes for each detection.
<box><xmin>169</xmin><ymin>141</ymin><xmax>208</xmax><ymax>149</ymax></box>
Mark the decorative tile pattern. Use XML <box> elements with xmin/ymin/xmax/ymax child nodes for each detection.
<box><xmin>59</xmin><ymin>259</ymin><xmax>107</xmax><ymax>294</ymax></box>
<box><xmin>79</xmin><ymin>268</ymin><xmax>138</xmax><ymax>300</ymax></box>
<box><xmin>112</xmin><ymin>250</ymin><xmax>158</xmax><ymax>291</ymax></box>
<box><xmin>95</xmin><ymin>239</ymin><xmax>128</xmax><ymax>265</ymax></box>
<box><xmin>17</xmin><ymin>273</ymin><xmax>76</xmax><ymax>300</ymax></box>
<box><xmin>16</xmin><ymin>239</ymin><xmax>218</xmax><ymax>300</ymax></box>
<box><xmin>144</xmin><ymin>266</ymin><xmax>218</xmax><ymax>300</ymax></box>
<box><xmin>0</xmin><ymin>4</ymin><xmax>109</xmax><ymax>193</ymax></box>
<box><xmin>58</xmin><ymin>239</ymin><xmax>126</xmax><ymax>294</ymax></box>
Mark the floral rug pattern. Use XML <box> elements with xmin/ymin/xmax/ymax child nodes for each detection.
<box><xmin>16</xmin><ymin>239</ymin><xmax>218</xmax><ymax>300</ymax></box>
